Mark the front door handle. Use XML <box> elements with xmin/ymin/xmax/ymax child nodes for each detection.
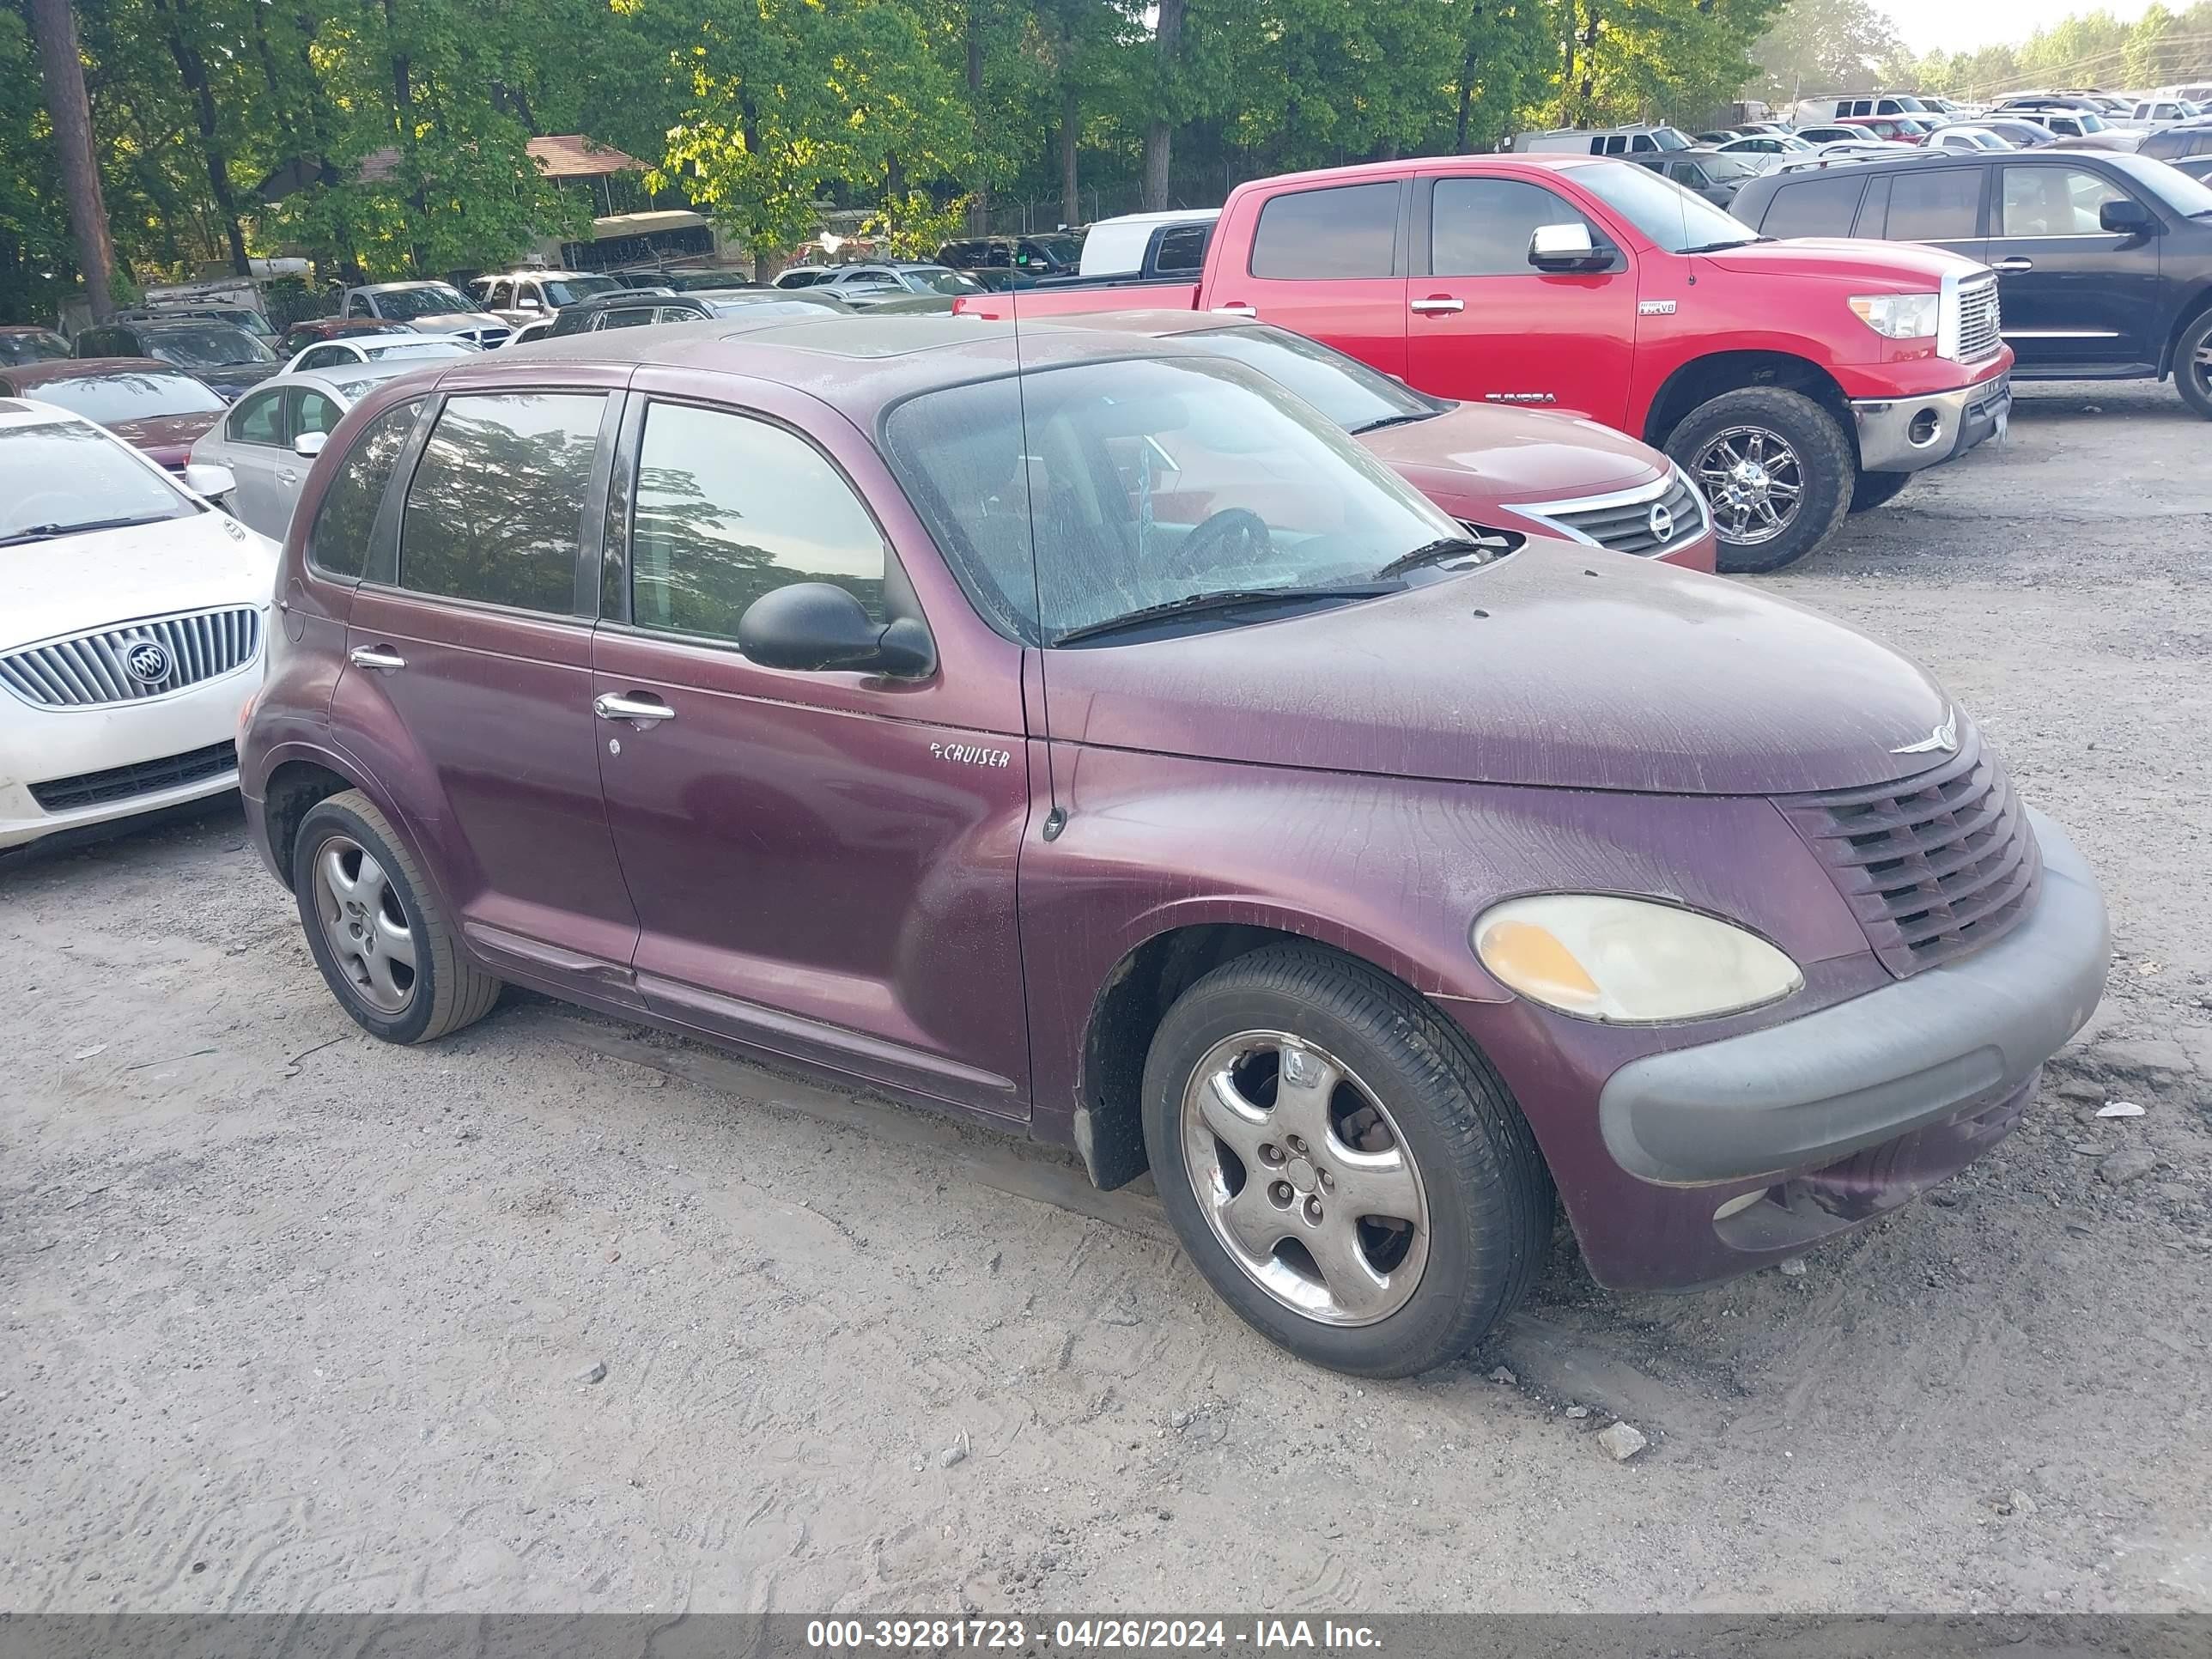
<box><xmin>1210</xmin><ymin>302</ymin><xmax>1257</xmax><ymax>318</ymax></box>
<box><xmin>1992</xmin><ymin>257</ymin><xmax>2033</xmax><ymax>272</ymax></box>
<box><xmin>593</xmin><ymin>690</ymin><xmax>676</xmax><ymax>726</ymax></box>
<box><xmin>1410</xmin><ymin>295</ymin><xmax>1467</xmax><ymax>315</ymax></box>
<box><xmin>348</xmin><ymin>645</ymin><xmax>405</xmax><ymax>672</ymax></box>
<box><xmin>277</xmin><ymin>468</ymin><xmax>298</xmax><ymax>486</ymax></box>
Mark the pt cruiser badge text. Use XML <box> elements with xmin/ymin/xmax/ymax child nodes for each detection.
<box><xmin>931</xmin><ymin>741</ymin><xmax>1013</xmax><ymax>769</ymax></box>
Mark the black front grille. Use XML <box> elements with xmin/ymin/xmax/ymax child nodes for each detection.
<box><xmin>30</xmin><ymin>741</ymin><xmax>238</xmax><ymax>813</ymax></box>
<box><xmin>1534</xmin><ymin>472</ymin><xmax>1707</xmax><ymax>556</ymax></box>
<box><xmin>1778</xmin><ymin>723</ymin><xmax>2041</xmax><ymax>978</ymax></box>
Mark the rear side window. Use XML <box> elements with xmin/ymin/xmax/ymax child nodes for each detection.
<box><xmin>1249</xmin><ymin>183</ymin><xmax>1400</xmax><ymax>280</ymax></box>
<box><xmin>291</xmin><ymin>387</ymin><xmax>343</xmax><ymax>439</ymax></box>
<box><xmin>1755</xmin><ymin>175</ymin><xmax>1866</xmax><ymax>238</ymax></box>
<box><xmin>398</xmin><ymin>392</ymin><xmax>605</xmax><ymax>612</ymax></box>
<box><xmin>592</xmin><ymin>307</ymin><xmax>659</xmax><ymax>331</ymax></box>
<box><xmin>1152</xmin><ymin>222</ymin><xmax>1211</xmax><ymax>274</ymax></box>
<box><xmin>306</xmin><ymin>400</ymin><xmax>420</xmax><ymax>579</ymax></box>
<box><xmin>1883</xmin><ymin>168</ymin><xmax>1983</xmax><ymax>240</ymax></box>
<box><xmin>1431</xmin><ymin>178</ymin><xmax>1591</xmax><ymax>276</ymax></box>
<box><xmin>629</xmin><ymin>402</ymin><xmax>887</xmax><ymax>639</ymax></box>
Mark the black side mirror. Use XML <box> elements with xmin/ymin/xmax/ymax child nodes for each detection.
<box><xmin>2100</xmin><ymin>198</ymin><xmax>2158</xmax><ymax>235</ymax></box>
<box><xmin>737</xmin><ymin>582</ymin><xmax>935</xmax><ymax>678</ymax></box>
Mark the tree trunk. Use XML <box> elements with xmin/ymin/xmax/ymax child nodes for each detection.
<box><xmin>1060</xmin><ymin>79</ymin><xmax>1080</xmax><ymax>229</ymax></box>
<box><xmin>380</xmin><ymin>0</ymin><xmax>426</xmax><ymax>269</ymax></box>
<box><xmin>1455</xmin><ymin>44</ymin><xmax>1477</xmax><ymax>151</ymax></box>
<box><xmin>29</xmin><ymin>0</ymin><xmax>118</xmax><ymax>320</ymax></box>
<box><xmin>155</xmin><ymin>0</ymin><xmax>250</xmax><ymax>275</ymax></box>
<box><xmin>1141</xmin><ymin>0</ymin><xmax>1186</xmax><ymax>211</ymax></box>
<box><xmin>965</xmin><ymin>4</ymin><xmax>988</xmax><ymax>234</ymax></box>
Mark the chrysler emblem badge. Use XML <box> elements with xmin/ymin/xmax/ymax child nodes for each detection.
<box><xmin>1892</xmin><ymin>708</ymin><xmax>1960</xmax><ymax>757</ymax></box>
<box><xmin>1647</xmin><ymin>501</ymin><xmax>1676</xmax><ymax>544</ymax></box>
<box><xmin>125</xmin><ymin>641</ymin><xmax>173</xmax><ymax>686</ymax></box>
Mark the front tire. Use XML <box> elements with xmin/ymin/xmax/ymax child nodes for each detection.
<box><xmin>1140</xmin><ymin>945</ymin><xmax>1552</xmax><ymax>1378</ymax></box>
<box><xmin>1666</xmin><ymin>386</ymin><xmax>1854</xmax><ymax>573</ymax></box>
<box><xmin>293</xmin><ymin>789</ymin><xmax>501</xmax><ymax>1044</ymax></box>
<box><xmin>2176</xmin><ymin>308</ymin><xmax>2212</xmax><ymax>421</ymax></box>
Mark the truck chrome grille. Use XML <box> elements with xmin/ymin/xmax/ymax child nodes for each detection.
<box><xmin>0</xmin><ymin>606</ymin><xmax>262</xmax><ymax>708</ymax></box>
<box><xmin>1517</xmin><ymin>471</ymin><xmax>1708</xmax><ymax>556</ymax></box>
<box><xmin>1778</xmin><ymin>723</ymin><xmax>2041</xmax><ymax>978</ymax></box>
<box><xmin>1956</xmin><ymin>276</ymin><xmax>2002</xmax><ymax>362</ymax></box>
<box><xmin>30</xmin><ymin>740</ymin><xmax>238</xmax><ymax>812</ymax></box>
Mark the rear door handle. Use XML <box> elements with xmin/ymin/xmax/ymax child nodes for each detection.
<box><xmin>1410</xmin><ymin>296</ymin><xmax>1467</xmax><ymax>315</ymax></box>
<box><xmin>1210</xmin><ymin>302</ymin><xmax>1257</xmax><ymax>318</ymax></box>
<box><xmin>348</xmin><ymin>645</ymin><xmax>405</xmax><ymax>672</ymax></box>
<box><xmin>593</xmin><ymin>691</ymin><xmax>676</xmax><ymax>726</ymax></box>
<box><xmin>1992</xmin><ymin>257</ymin><xmax>2033</xmax><ymax>272</ymax></box>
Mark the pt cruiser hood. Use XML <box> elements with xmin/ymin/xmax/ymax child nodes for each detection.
<box><xmin>1039</xmin><ymin>544</ymin><xmax>1952</xmax><ymax>796</ymax></box>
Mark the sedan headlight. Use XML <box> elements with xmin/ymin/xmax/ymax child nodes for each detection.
<box><xmin>1848</xmin><ymin>292</ymin><xmax>1940</xmax><ymax>340</ymax></box>
<box><xmin>1473</xmin><ymin>895</ymin><xmax>1802</xmax><ymax>1024</ymax></box>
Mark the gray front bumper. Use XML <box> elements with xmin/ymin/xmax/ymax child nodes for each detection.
<box><xmin>1852</xmin><ymin>371</ymin><xmax>2012</xmax><ymax>473</ymax></box>
<box><xmin>1598</xmin><ymin>809</ymin><xmax>2108</xmax><ymax>1186</ymax></box>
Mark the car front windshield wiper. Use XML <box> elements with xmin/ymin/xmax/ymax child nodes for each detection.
<box><xmin>1677</xmin><ymin>235</ymin><xmax>1770</xmax><ymax>255</ymax></box>
<box><xmin>1052</xmin><ymin>582</ymin><xmax>1401</xmax><ymax>646</ymax></box>
<box><xmin>1372</xmin><ymin>536</ymin><xmax>1503</xmax><ymax>580</ymax></box>
<box><xmin>0</xmin><ymin>514</ymin><xmax>169</xmax><ymax>548</ymax></box>
<box><xmin>1349</xmin><ymin>410</ymin><xmax>1440</xmax><ymax>434</ymax></box>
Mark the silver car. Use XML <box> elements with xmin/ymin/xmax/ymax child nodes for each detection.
<box><xmin>183</xmin><ymin>359</ymin><xmax>433</xmax><ymax>541</ymax></box>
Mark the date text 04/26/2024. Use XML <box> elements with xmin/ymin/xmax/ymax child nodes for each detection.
<box><xmin>804</xmin><ymin>1619</ymin><xmax>1383</xmax><ymax>1651</ymax></box>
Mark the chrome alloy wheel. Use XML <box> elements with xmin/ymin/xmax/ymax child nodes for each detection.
<box><xmin>312</xmin><ymin>835</ymin><xmax>417</xmax><ymax>1015</ymax></box>
<box><xmin>1180</xmin><ymin>1031</ymin><xmax>1431</xmax><ymax>1327</ymax></box>
<box><xmin>2191</xmin><ymin>335</ymin><xmax>2212</xmax><ymax>403</ymax></box>
<box><xmin>1694</xmin><ymin>424</ymin><xmax>1805</xmax><ymax>545</ymax></box>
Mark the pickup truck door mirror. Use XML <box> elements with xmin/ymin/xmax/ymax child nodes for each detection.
<box><xmin>2099</xmin><ymin>198</ymin><xmax>2158</xmax><ymax>235</ymax></box>
<box><xmin>737</xmin><ymin>582</ymin><xmax>937</xmax><ymax>678</ymax></box>
<box><xmin>1528</xmin><ymin>222</ymin><xmax>1607</xmax><ymax>271</ymax></box>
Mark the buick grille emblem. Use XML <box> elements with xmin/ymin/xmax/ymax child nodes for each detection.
<box><xmin>1647</xmin><ymin>501</ymin><xmax>1676</xmax><ymax>544</ymax></box>
<box><xmin>1892</xmin><ymin>708</ymin><xmax>1960</xmax><ymax>757</ymax></box>
<box><xmin>125</xmin><ymin>641</ymin><xmax>173</xmax><ymax>686</ymax></box>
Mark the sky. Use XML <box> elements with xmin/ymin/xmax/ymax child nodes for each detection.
<box><xmin>1872</xmin><ymin>0</ymin><xmax>2157</xmax><ymax>54</ymax></box>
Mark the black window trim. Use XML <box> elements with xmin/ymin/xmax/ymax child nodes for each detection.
<box><xmin>1409</xmin><ymin>171</ymin><xmax>1623</xmax><ymax>278</ymax></box>
<box><xmin>599</xmin><ymin>389</ymin><xmax>927</xmax><ymax>659</ymax></box>
<box><xmin>306</xmin><ymin>394</ymin><xmax>428</xmax><ymax>586</ymax></box>
<box><xmin>1245</xmin><ymin>178</ymin><xmax>1413</xmax><ymax>282</ymax></box>
<box><xmin>362</xmin><ymin>384</ymin><xmax>620</xmax><ymax>617</ymax></box>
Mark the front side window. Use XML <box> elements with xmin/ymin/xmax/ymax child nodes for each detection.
<box><xmin>1884</xmin><ymin>168</ymin><xmax>1983</xmax><ymax>240</ymax></box>
<box><xmin>290</xmin><ymin>387</ymin><xmax>343</xmax><ymax>439</ymax></box>
<box><xmin>592</xmin><ymin>307</ymin><xmax>659</xmax><ymax>331</ymax></box>
<box><xmin>629</xmin><ymin>402</ymin><xmax>887</xmax><ymax>640</ymax></box>
<box><xmin>227</xmin><ymin>388</ymin><xmax>286</xmax><ymax>446</ymax></box>
<box><xmin>307</xmin><ymin>400</ymin><xmax>421</xmax><ymax>578</ymax></box>
<box><xmin>1249</xmin><ymin>182</ymin><xmax>1401</xmax><ymax>279</ymax></box>
<box><xmin>1</xmin><ymin>419</ymin><xmax>191</xmax><ymax>543</ymax></box>
<box><xmin>2000</xmin><ymin>167</ymin><xmax>2125</xmax><ymax>236</ymax></box>
<box><xmin>298</xmin><ymin>345</ymin><xmax>347</xmax><ymax>371</ymax></box>
<box><xmin>1153</xmin><ymin>223</ymin><xmax>1212</xmax><ymax>273</ymax></box>
<box><xmin>398</xmin><ymin>392</ymin><xmax>605</xmax><ymax>611</ymax></box>
<box><xmin>883</xmin><ymin>356</ymin><xmax>1463</xmax><ymax>646</ymax></box>
<box><xmin>1575</xmin><ymin>160</ymin><xmax>1759</xmax><ymax>253</ymax></box>
<box><xmin>1431</xmin><ymin>178</ymin><xmax>1594</xmax><ymax>276</ymax></box>
<box><xmin>480</xmin><ymin>280</ymin><xmax>513</xmax><ymax>309</ymax></box>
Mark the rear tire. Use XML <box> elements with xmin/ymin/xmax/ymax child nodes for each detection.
<box><xmin>293</xmin><ymin>789</ymin><xmax>501</xmax><ymax>1044</ymax></box>
<box><xmin>1666</xmin><ymin>386</ymin><xmax>1854</xmax><ymax>574</ymax></box>
<box><xmin>1139</xmin><ymin>944</ymin><xmax>1552</xmax><ymax>1378</ymax></box>
<box><xmin>2176</xmin><ymin>307</ymin><xmax>2212</xmax><ymax>421</ymax></box>
<box><xmin>1849</xmin><ymin>470</ymin><xmax>1914</xmax><ymax>514</ymax></box>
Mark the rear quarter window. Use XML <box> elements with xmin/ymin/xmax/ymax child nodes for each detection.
<box><xmin>1249</xmin><ymin>182</ymin><xmax>1401</xmax><ymax>280</ymax></box>
<box><xmin>305</xmin><ymin>400</ymin><xmax>422</xmax><ymax>579</ymax></box>
<box><xmin>1753</xmin><ymin>175</ymin><xmax>1868</xmax><ymax>238</ymax></box>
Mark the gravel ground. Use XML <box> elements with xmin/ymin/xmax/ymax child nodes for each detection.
<box><xmin>4</xmin><ymin>380</ymin><xmax>2209</xmax><ymax>1617</ymax></box>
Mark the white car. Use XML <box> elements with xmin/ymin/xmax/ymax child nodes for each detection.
<box><xmin>1927</xmin><ymin>126</ymin><xmax>2014</xmax><ymax>151</ymax></box>
<box><xmin>282</xmin><ymin>335</ymin><xmax>477</xmax><ymax>374</ymax></box>
<box><xmin>187</xmin><ymin>359</ymin><xmax>431</xmax><ymax>541</ymax></box>
<box><xmin>1714</xmin><ymin>133</ymin><xmax>1815</xmax><ymax>155</ymax></box>
<box><xmin>1</xmin><ymin>400</ymin><xmax>276</xmax><ymax>854</ymax></box>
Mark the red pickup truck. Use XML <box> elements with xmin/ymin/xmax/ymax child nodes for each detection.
<box><xmin>963</xmin><ymin>155</ymin><xmax>2015</xmax><ymax>571</ymax></box>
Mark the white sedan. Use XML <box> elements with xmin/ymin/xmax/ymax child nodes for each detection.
<box><xmin>187</xmin><ymin>359</ymin><xmax>432</xmax><ymax>540</ymax></box>
<box><xmin>1</xmin><ymin>400</ymin><xmax>277</xmax><ymax>854</ymax></box>
<box><xmin>282</xmin><ymin>335</ymin><xmax>477</xmax><ymax>374</ymax></box>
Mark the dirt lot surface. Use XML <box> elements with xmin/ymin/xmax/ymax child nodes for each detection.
<box><xmin>5</xmin><ymin>381</ymin><xmax>2209</xmax><ymax>1617</ymax></box>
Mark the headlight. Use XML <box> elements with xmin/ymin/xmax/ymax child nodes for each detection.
<box><xmin>1473</xmin><ymin>895</ymin><xmax>1802</xmax><ymax>1024</ymax></box>
<box><xmin>1848</xmin><ymin>292</ymin><xmax>1940</xmax><ymax>340</ymax></box>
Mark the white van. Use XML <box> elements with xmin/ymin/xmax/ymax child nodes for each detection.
<box><xmin>1511</xmin><ymin>125</ymin><xmax>1692</xmax><ymax>155</ymax></box>
<box><xmin>1073</xmin><ymin>209</ymin><xmax>1220</xmax><ymax>280</ymax></box>
<box><xmin>1791</xmin><ymin>94</ymin><xmax>1937</xmax><ymax>125</ymax></box>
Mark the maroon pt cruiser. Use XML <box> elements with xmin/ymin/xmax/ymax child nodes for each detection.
<box><xmin>240</xmin><ymin>318</ymin><xmax>2110</xmax><ymax>1377</ymax></box>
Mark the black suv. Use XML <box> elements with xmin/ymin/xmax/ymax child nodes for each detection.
<box><xmin>70</xmin><ymin>317</ymin><xmax>279</xmax><ymax>401</ymax></box>
<box><xmin>1732</xmin><ymin>151</ymin><xmax>2212</xmax><ymax>417</ymax></box>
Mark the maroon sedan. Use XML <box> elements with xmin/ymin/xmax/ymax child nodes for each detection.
<box><xmin>240</xmin><ymin>318</ymin><xmax>2108</xmax><ymax>1377</ymax></box>
<box><xmin>0</xmin><ymin>356</ymin><xmax>227</xmax><ymax>470</ymax></box>
<box><xmin>1043</xmin><ymin>311</ymin><xmax>1717</xmax><ymax>571</ymax></box>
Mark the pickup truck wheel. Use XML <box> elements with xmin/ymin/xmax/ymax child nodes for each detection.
<box><xmin>1667</xmin><ymin>387</ymin><xmax>1853</xmax><ymax>573</ymax></box>
<box><xmin>293</xmin><ymin>790</ymin><xmax>501</xmax><ymax>1045</ymax></box>
<box><xmin>2176</xmin><ymin>309</ymin><xmax>2212</xmax><ymax>420</ymax></box>
<box><xmin>1140</xmin><ymin>944</ymin><xmax>1552</xmax><ymax>1378</ymax></box>
<box><xmin>1849</xmin><ymin>471</ymin><xmax>1914</xmax><ymax>514</ymax></box>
